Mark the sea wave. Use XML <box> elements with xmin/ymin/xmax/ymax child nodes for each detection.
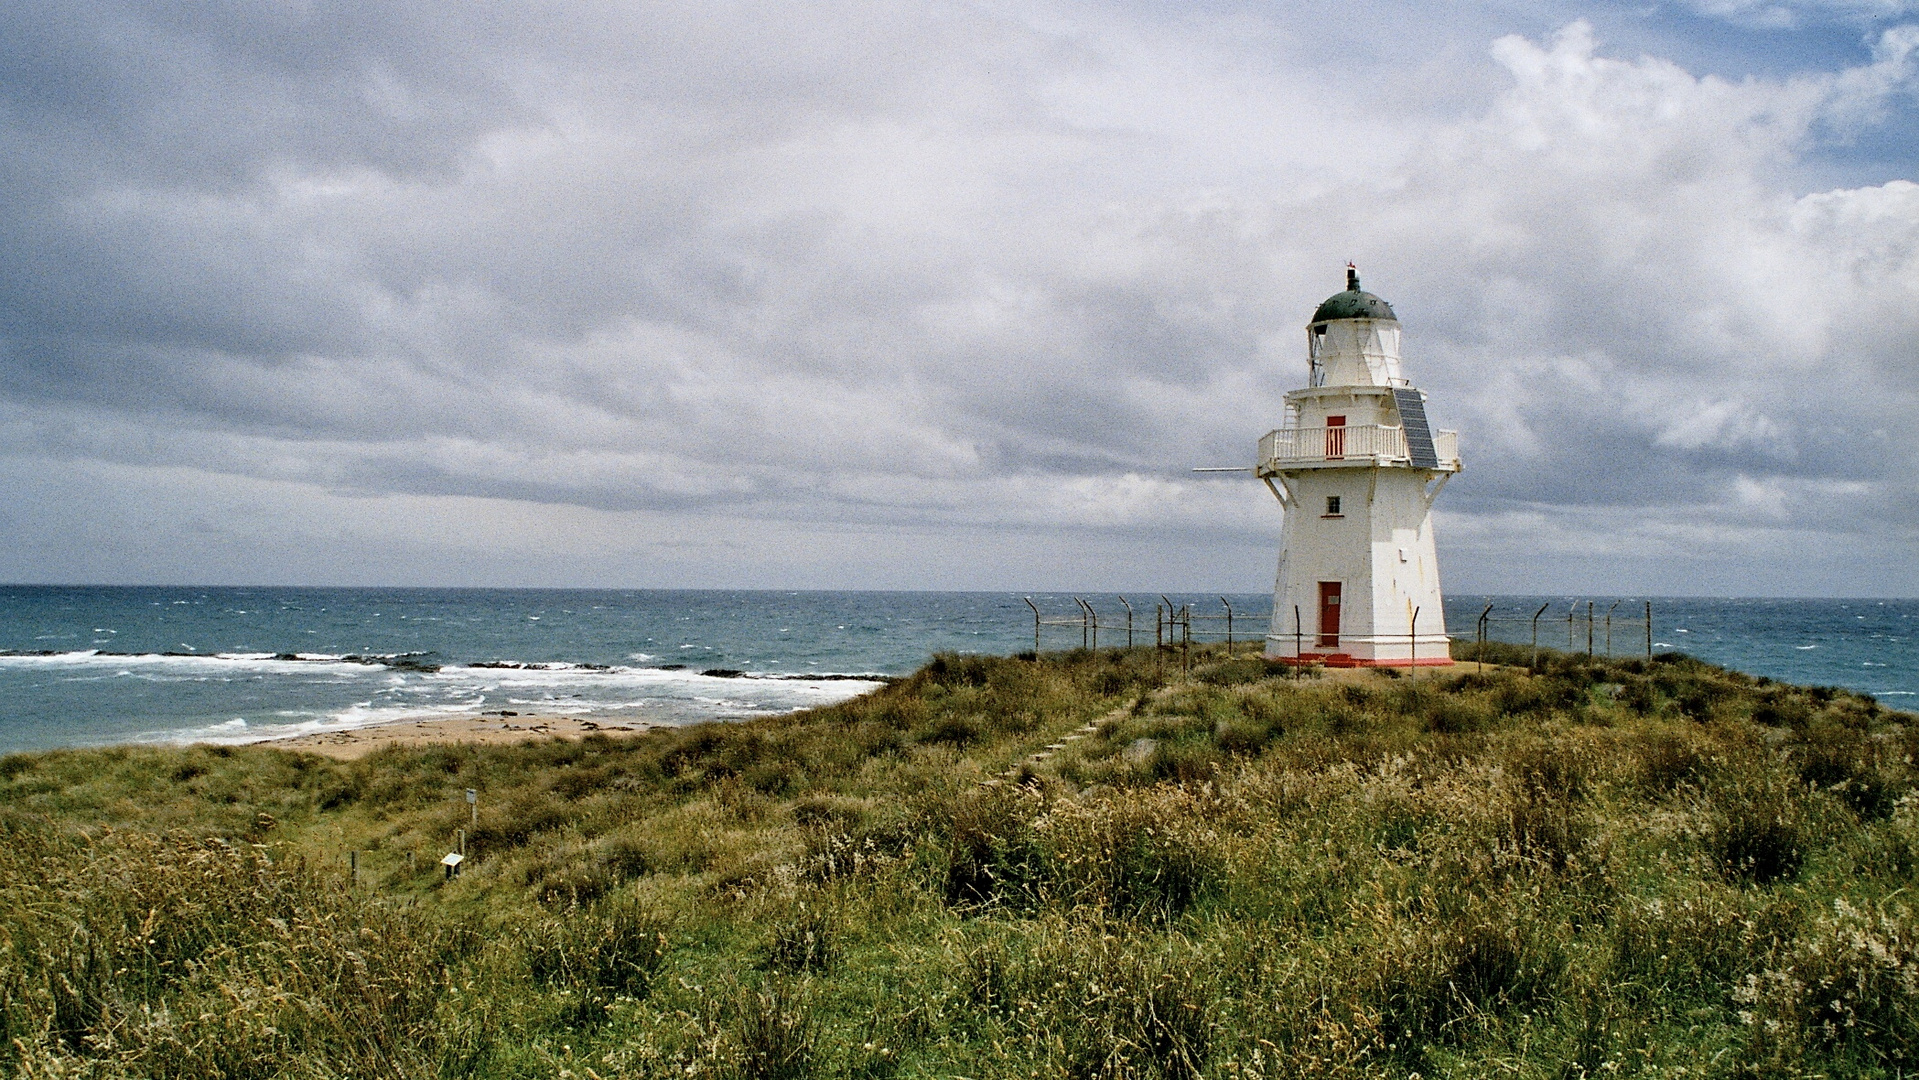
<box><xmin>138</xmin><ymin>699</ymin><xmax>493</xmax><ymax>747</ymax></box>
<box><xmin>0</xmin><ymin>649</ymin><xmax>378</xmax><ymax>676</ymax></box>
<box><xmin>0</xmin><ymin>649</ymin><xmax>886</xmax><ymax>682</ymax></box>
<box><xmin>62</xmin><ymin>652</ymin><xmax>887</xmax><ymax>747</ymax></box>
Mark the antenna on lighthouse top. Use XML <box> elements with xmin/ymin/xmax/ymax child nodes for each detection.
<box><xmin>1346</xmin><ymin>262</ymin><xmax>1360</xmax><ymax>291</ymax></box>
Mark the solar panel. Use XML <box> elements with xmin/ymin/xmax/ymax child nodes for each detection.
<box><xmin>1392</xmin><ymin>387</ymin><xmax>1440</xmax><ymax>469</ymax></box>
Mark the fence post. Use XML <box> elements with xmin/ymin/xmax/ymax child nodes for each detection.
<box><xmin>1024</xmin><ymin>597</ymin><xmax>1041</xmax><ymax>657</ymax></box>
<box><xmin>1605</xmin><ymin>600</ymin><xmax>1621</xmax><ymax>657</ymax></box>
<box><xmin>1220</xmin><ymin>596</ymin><xmax>1235</xmax><ymax>647</ymax></box>
<box><xmin>1478</xmin><ymin>604</ymin><xmax>1492</xmax><ymax>672</ymax></box>
<box><xmin>1587</xmin><ymin>601</ymin><xmax>1595</xmax><ymax>657</ymax></box>
<box><xmin>1645</xmin><ymin>600</ymin><xmax>1653</xmax><ymax>659</ymax></box>
<box><xmin>1531</xmin><ymin>602</ymin><xmax>1549</xmax><ymax>674</ymax></box>
<box><xmin>1082</xmin><ymin>598</ymin><xmax>1099</xmax><ymax>651</ymax></box>
<box><xmin>1182</xmin><ymin>605</ymin><xmax>1192</xmax><ymax>673</ymax></box>
<box><xmin>1119</xmin><ymin>595</ymin><xmax>1134</xmax><ymax>648</ymax></box>
<box><xmin>1410</xmin><ymin>606</ymin><xmax>1418</xmax><ymax>668</ymax></box>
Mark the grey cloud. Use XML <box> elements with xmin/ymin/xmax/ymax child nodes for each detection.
<box><xmin>0</xmin><ymin>2</ymin><xmax>1916</xmax><ymax>592</ymax></box>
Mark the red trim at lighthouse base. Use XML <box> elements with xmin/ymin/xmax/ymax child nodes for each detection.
<box><xmin>1271</xmin><ymin>653</ymin><xmax>1455</xmax><ymax>669</ymax></box>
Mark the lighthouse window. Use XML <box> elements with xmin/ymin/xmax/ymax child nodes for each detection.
<box><xmin>1325</xmin><ymin>496</ymin><xmax>1342</xmax><ymax>517</ymax></box>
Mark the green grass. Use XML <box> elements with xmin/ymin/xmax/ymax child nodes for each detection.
<box><xmin>2</xmin><ymin>643</ymin><xmax>1918</xmax><ymax>1078</ymax></box>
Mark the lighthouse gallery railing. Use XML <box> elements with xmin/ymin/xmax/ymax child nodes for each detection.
<box><xmin>1258</xmin><ymin>424</ymin><xmax>1459</xmax><ymax>469</ymax></box>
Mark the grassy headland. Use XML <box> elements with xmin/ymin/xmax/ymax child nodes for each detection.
<box><xmin>2</xmin><ymin>644</ymin><xmax>1917</xmax><ymax>1078</ymax></box>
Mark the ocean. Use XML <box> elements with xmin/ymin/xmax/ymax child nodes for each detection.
<box><xmin>0</xmin><ymin>587</ymin><xmax>1912</xmax><ymax>754</ymax></box>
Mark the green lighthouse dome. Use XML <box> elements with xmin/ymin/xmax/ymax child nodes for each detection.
<box><xmin>1311</xmin><ymin>264</ymin><xmax>1397</xmax><ymax>324</ymax></box>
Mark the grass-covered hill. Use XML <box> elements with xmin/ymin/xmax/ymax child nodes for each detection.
<box><xmin>3</xmin><ymin>644</ymin><xmax>1917</xmax><ymax>1079</ymax></box>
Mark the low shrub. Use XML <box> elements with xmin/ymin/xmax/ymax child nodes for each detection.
<box><xmin>734</xmin><ymin>979</ymin><xmax>816</xmax><ymax>1080</ymax></box>
<box><xmin>941</xmin><ymin>788</ymin><xmax>1046</xmax><ymax>910</ymax></box>
<box><xmin>1039</xmin><ymin>789</ymin><xmax>1222</xmax><ymax>922</ymax></box>
<box><xmin>1700</xmin><ymin>774</ymin><xmax>1808</xmax><ymax>886</ymax></box>
<box><xmin>763</xmin><ymin>902</ymin><xmax>838</xmax><ymax>974</ymax></box>
<box><xmin>525</xmin><ymin>895</ymin><xmax>671</xmax><ymax>1023</ymax></box>
<box><xmin>1733</xmin><ymin>898</ymin><xmax>1919</xmax><ymax>1071</ymax></box>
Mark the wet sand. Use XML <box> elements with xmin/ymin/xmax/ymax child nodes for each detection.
<box><xmin>264</xmin><ymin>712</ymin><xmax>656</xmax><ymax>760</ymax></box>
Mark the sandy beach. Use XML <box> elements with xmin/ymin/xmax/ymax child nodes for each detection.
<box><xmin>260</xmin><ymin>666</ymin><xmax>1477</xmax><ymax>759</ymax></box>
<box><xmin>263</xmin><ymin>712</ymin><xmax>657</xmax><ymax>760</ymax></box>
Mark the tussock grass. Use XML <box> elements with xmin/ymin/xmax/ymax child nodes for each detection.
<box><xmin>2</xmin><ymin>644</ymin><xmax>1917</xmax><ymax>1077</ymax></box>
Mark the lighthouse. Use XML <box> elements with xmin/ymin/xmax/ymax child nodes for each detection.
<box><xmin>1259</xmin><ymin>266</ymin><xmax>1460</xmax><ymax>666</ymax></box>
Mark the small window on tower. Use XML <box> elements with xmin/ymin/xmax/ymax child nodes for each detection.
<box><xmin>1325</xmin><ymin>496</ymin><xmax>1342</xmax><ymax>517</ymax></box>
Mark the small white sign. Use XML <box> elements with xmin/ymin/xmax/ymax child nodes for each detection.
<box><xmin>465</xmin><ymin>788</ymin><xmax>477</xmax><ymax>804</ymax></box>
<box><xmin>440</xmin><ymin>852</ymin><xmax>465</xmax><ymax>867</ymax></box>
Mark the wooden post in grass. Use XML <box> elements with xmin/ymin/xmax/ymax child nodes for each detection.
<box><xmin>1531</xmin><ymin>602</ymin><xmax>1550</xmax><ymax>674</ymax></box>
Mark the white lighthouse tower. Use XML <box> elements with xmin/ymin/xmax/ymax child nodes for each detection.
<box><xmin>1259</xmin><ymin>266</ymin><xmax>1460</xmax><ymax>666</ymax></box>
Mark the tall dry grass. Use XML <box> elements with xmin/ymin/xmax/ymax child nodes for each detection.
<box><xmin>0</xmin><ymin>643</ymin><xmax>1915</xmax><ymax>1077</ymax></box>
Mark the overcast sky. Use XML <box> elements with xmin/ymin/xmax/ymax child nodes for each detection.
<box><xmin>1</xmin><ymin>0</ymin><xmax>1915</xmax><ymax>595</ymax></box>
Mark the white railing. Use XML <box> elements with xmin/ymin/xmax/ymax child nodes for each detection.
<box><xmin>1258</xmin><ymin>425</ymin><xmax>1460</xmax><ymax>470</ymax></box>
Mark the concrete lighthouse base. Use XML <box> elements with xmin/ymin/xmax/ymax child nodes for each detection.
<box><xmin>1265</xmin><ymin>628</ymin><xmax>1455</xmax><ymax>668</ymax></box>
<box><xmin>1265</xmin><ymin>648</ymin><xmax>1454</xmax><ymax>669</ymax></box>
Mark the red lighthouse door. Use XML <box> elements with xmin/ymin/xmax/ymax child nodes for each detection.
<box><xmin>1317</xmin><ymin>582</ymin><xmax>1341</xmax><ymax>647</ymax></box>
<box><xmin>1324</xmin><ymin>415</ymin><xmax>1346</xmax><ymax>459</ymax></box>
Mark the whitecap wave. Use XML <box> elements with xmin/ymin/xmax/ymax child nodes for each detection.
<box><xmin>0</xmin><ymin>650</ymin><xmax>372</xmax><ymax>676</ymax></box>
<box><xmin>2</xmin><ymin>647</ymin><xmax>885</xmax><ymax>748</ymax></box>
